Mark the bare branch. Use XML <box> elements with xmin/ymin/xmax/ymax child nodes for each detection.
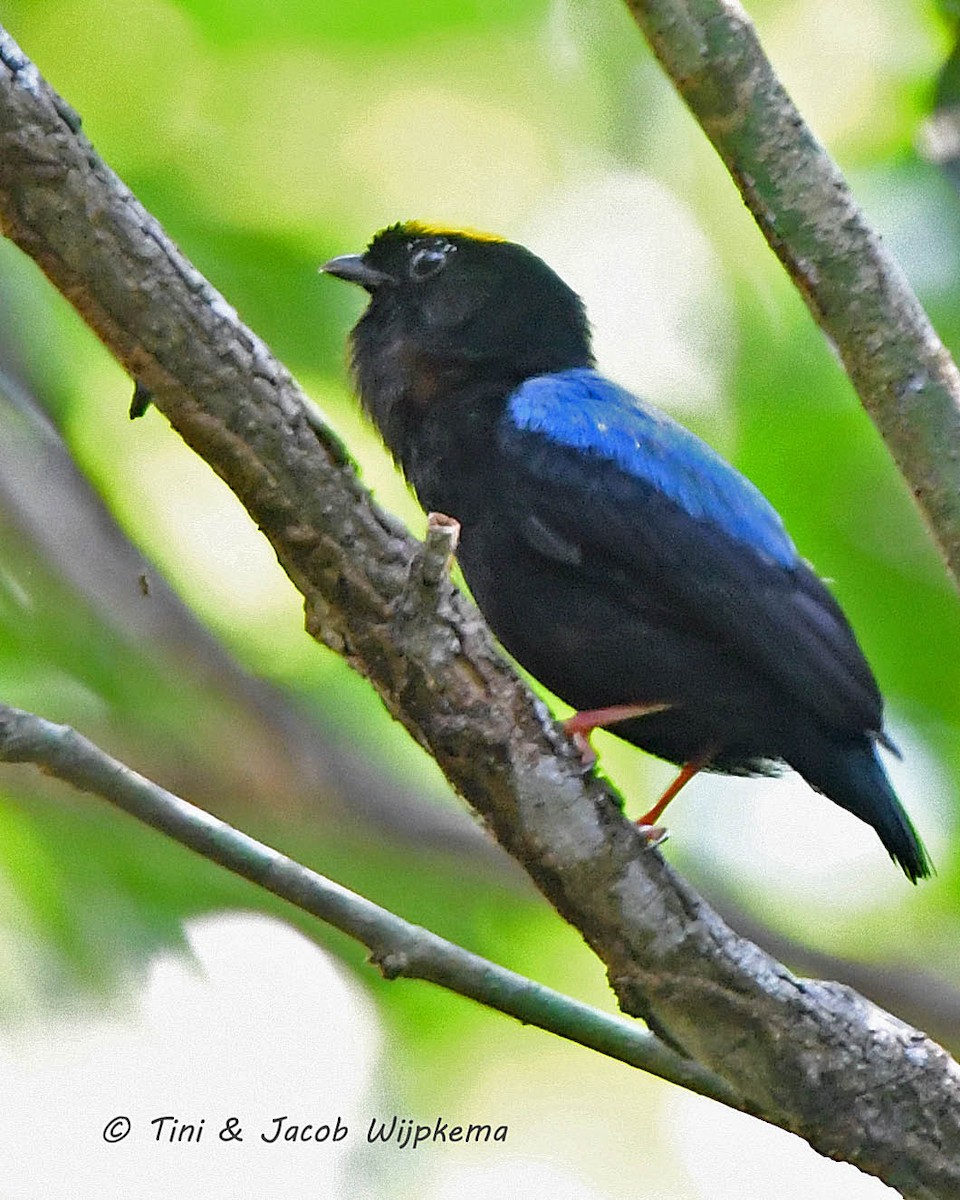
<box><xmin>0</xmin><ymin>703</ymin><xmax>738</xmax><ymax>1107</ymax></box>
<box><xmin>624</xmin><ymin>0</ymin><xmax>960</xmax><ymax>587</ymax></box>
<box><xmin>1</xmin><ymin>26</ymin><xmax>958</xmax><ymax>1196</ymax></box>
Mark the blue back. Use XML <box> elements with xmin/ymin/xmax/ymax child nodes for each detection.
<box><xmin>505</xmin><ymin>368</ymin><xmax>797</xmax><ymax>568</ymax></box>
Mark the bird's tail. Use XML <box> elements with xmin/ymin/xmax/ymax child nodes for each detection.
<box><xmin>798</xmin><ymin>739</ymin><xmax>932</xmax><ymax>883</ymax></box>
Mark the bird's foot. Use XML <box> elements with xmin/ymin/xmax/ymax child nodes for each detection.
<box><xmin>563</xmin><ymin>701</ymin><xmax>671</xmax><ymax>766</ymax></box>
<box><xmin>635</xmin><ymin>823</ymin><xmax>669</xmax><ymax>848</ymax></box>
<box><xmin>568</xmin><ymin>730</ymin><xmax>597</xmax><ymax>768</ymax></box>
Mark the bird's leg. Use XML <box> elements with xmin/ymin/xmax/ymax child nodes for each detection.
<box><xmin>563</xmin><ymin>702</ymin><xmax>671</xmax><ymax>765</ymax></box>
<box><xmin>636</xmin><ymin>746</ymin><xmax>716</xmax><ymax>837</ymax></box>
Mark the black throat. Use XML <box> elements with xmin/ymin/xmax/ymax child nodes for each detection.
<box><xmin>352</xmin><ymin>318</ymin><xmax>517</xmax><ymax>519</ymax></box>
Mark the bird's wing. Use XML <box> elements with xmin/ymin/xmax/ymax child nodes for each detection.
<box><xmin>498</xmin><ymin>369</ymin><xmax>884</xmax><ymax>737</ymax></box>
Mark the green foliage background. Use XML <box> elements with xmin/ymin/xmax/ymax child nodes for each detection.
<box><xmin>0</xmin><ymin>0</ymin><xmax>957</xmax><ymax>1196</ymax></box>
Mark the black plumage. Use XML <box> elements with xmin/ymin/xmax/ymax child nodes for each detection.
<box><xmin>323</xmin><ymin>222</ymin><xmax>930</xmax><ymax>882</ymax></box>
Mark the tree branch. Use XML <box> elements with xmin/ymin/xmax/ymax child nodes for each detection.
<box><xmin>1</xmin><ymin>25</ymin><xmax>958</xmax><ymax>1197</ymax></box>
<box><xmin>0</xmin><ymin>703</ymin><xmax>738</xmax><ymax>1107</ymax></box>
<box><xmin>624</xmin><ymin>0</ymin><xmax>960</xmax><ymax>587</ymax></box>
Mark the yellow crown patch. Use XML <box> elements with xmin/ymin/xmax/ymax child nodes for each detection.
<box><xmin>372</xmin><ymin>221</ymin><xmax>506</xmax><ymax>248</ymax></box>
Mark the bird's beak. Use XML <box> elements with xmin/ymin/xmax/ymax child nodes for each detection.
<box><xmin>320</xmin><ymin>254</ymin><xmax>394</xmax><ymax>291</ymax></box>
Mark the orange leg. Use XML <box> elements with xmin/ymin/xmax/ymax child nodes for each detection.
<box><xmin>564</xmin><ymin>702</ymin><xmax>672</xmax><ymax>767</ymax></box>
<box><xmin>636</xmin><ymin>746</ymin><xmax>716</xmax><ymax>830</ymax></box>
<box><xmin>564</xmin><ymin>701</ymin><xmax>671</xmax><ymax>737</ymax></box>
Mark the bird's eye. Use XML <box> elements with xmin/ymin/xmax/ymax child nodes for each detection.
<box><xmin>409</xmin><ymin>241</ymin><xmax>453</xmax><ymax>281</ymax></box>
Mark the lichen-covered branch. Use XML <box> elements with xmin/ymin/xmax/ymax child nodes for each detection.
<box><xmin>1</xmin><ymin>25</ymin><xmax>959</xmax><ymax>1197</ymax></box>
<box><xmin>624</xmin><ymin>0</ymin><xmax>960</xmax><ymax>587</ymax></box>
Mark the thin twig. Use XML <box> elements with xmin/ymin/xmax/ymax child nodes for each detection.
<box><xmin>624</xmin><ymin>0</ymin><xmax>960</xmax><ymax>586</ymax></box>
<box><xmin>0</xmin><ymin>704</ymin><xmax>742</xmax><ymax>1110</ymax></box>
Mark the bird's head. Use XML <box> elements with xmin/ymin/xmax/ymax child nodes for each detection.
<box><xmin>322</xmin><ymin>223</ymin><xmax>593</xmax><ymax>439</ymax></box>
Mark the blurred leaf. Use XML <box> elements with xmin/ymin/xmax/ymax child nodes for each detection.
<box><xmin>170</xmin><ymin>0</ymin><xmax>548</xmax><ymax>47</ymax></box>
<box><xmin>0</xmin><ymin>0</ymin><xmax>958</xmax><ymax>1060</ymax></box>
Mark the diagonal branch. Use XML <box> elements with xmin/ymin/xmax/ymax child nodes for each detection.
<box><xmin>625</xmin><ymin>0</ymin><xmax>960</xmax><ymax>587</ymax></box>
<box><xmin>0</xmin><ymin>25</ymin><xmax>958</xmax><ymax>1197</ymax></box>
<box><xmin>0</xmin><ymin>704</ymin><xmax>740</xmax><ymax>1108</ymax></box>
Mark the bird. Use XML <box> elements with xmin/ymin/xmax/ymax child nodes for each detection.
<box><xmin>322</xmin><ymin>221</ymin><xmax>931</xmax><ymax>882</ymax></box>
